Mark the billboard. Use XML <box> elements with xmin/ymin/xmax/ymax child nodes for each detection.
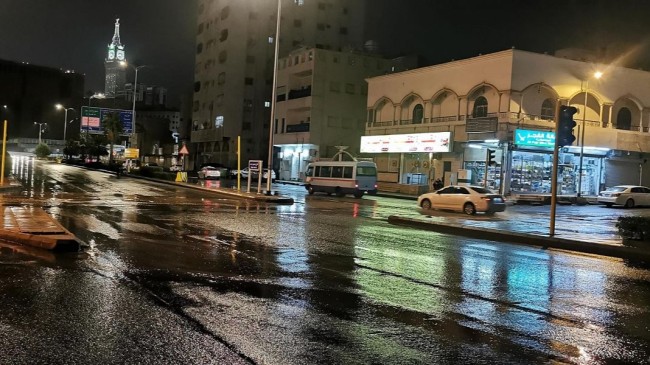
<box><xmin>80</xmin><ymin>106</ymin><xmax>133</xmax><ymax>135</ymax></box>
<box><xmin>360</xmin><ymin>132</ymin><xmax>452</xmax><ymax>153</ymax></box>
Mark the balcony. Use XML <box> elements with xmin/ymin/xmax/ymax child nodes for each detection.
<box><xmin>191</xmin><ymin>128</ymin><xmax>222</xmax><ymax>143</ymax></box>
<box><xmin>286</xmin><ymin>122</ymin><xmax>310</xmax><ymax>133</ymax></box>
<box><xmin>288</xmin><ymin>86</ymin><xmax>312</xmax><ymax>100</ymax></box>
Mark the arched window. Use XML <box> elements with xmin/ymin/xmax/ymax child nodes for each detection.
<box><xmin>617</xmin><ymin>107</ymin><xmax>632</xmax><ymax>130</ymax></box>
<box><xmin>541</xmin><ymin>99</ymin><xmax>555</xmax><ymax>120</ymax></box>
<box><xmin>412</xmin><ymin>104</ymin><xmax>423</xmax><ymax>124</ymax></box>
<box><xmin>473</xmin><ymin>96</ymin><xmax>488</xmax><ymax>118</ymax></box>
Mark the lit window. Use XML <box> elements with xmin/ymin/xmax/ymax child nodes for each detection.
<box><xmin>268</xmin><ymin>36</ymin><xmax>274</xmax><ymax>44</ymax></box>
<box><xmin>265</xmin><ymin>101</ymin><xmax>271</xmax><ymax>107</ymax></box>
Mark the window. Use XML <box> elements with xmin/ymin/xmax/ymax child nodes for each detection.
<box><xmin>329</xmin><ymin>82</ymin><xmax>340</xmax><ymax>93</ymax></box>
<box><xmin>219</xmin><ymin>29</ymin><xmax>228</xmax><ymax>42</ymax></box>
<box><xmin>412</xmin><ymin>104</ymin><xmax>424</xmax><ymax>124</ymax></box>
<box><xmin>317</xmin><ymin>23</ymin><xmax>325</xmax><ymax>31</ymax></box>
<box><xmin>438</xmin><ymin>187</ymin><xmax>455</xmax><ymax>194</ymax></box>
<box><xmin>217</xmin><ymin>72</ymin><xmax>226</xmax><ymax>85</ymax></box>
<box><xmin>215</xmin><ymin>94</ymin><xmax>224</xmax><ymax>106</ymax></box>
<box><xmin>193</xmin><ymin>81</ymin><xmax>201</xmax><ymax>92</ymax></box>
<box><xmin>268</xmin><ymin>36</ymin><xmax>274</xmax><ymax>44</ymax></box>
<box><xmin>345</xmin><ymin>83</ymin><xmax>355</xmax><ymax>94</ymax></box>
<box><xmin>196</xmin><ymin>43</ymin><xmax>203</xmax><ymax>54</ymax></box>
<box><xmin>218</xmin><ymin>51</ymin><xmax>227</xmax><ymax>63</ymax></box>
<box><xmin>294</xmin><ymin>19</ymin><xmax>302</xmax><ymax>27</ymax></box>
<box><xmin>343</xmin><ymin>167</ymin><xmax>353</xmax><ymax>178</ymax></box>
<box><xmin>541</xmin><ymin>98</ymin><xmax>555</xmax><ymax>120</ymax></box>
<box><xmin>617</xmin><ymin>107</ymin><xmax>632</xmax><ymax>130</ymax></box>
<box><xmin>473</xmin><ymin>96</ymin><xmax>488</xmax><ymax>118</ymax></box>
<box><xmin>455</xmin><ymin>187</ymin><xmax>470</xmax><ymax>194</ymax></box>
<box><xmin>242</xmin><ymin>122</ymin><xmax>251</xmax><ymax>130</ymax></box>
<box><xmin>332</xmin><ymin>166</ymin><xmax>344</xmax><ymax>178</ymax></box>
<box><xmin>244</xmin><ymin>77</ymin><xmax>254</xmax><ymax>85</ymax></box>
<box><xmin>319</xmin><ymin>166</ymin><xmax>331</xmax><ymax>177</ymax></box>
<box><xmin>197</xmin><ymin>23</ymin><xmax>204</xmax><ymax>34</ymax></box>
<box><xmin>356</xmin><ymin>166</ymin><xmax>376</xmax><ymax>176</ymax></box>
<box><xmin>294</xmin><ymin>0</ymin><xmax>304</xmax><ymax>5</ymax></box>
<box><xmin>315</xmin><ymin>166</ymin><xmax>321</xmax><ymax>176</ymax></box>
<box><xmin>340</xmin><ymin>27</ymin><xmax>348</xmax><ymax>35</ymax></box>
<box><xmin>246</xmin><ymin>55</ymin><xmax>255</xmax><ymax>64</ymax></box>
<box><xmin>249</xmin><ymin>12</ymin><xmax>258</xmax><ymax>19</ymax></box>
<box><xmin>317</xmin><ymin>2</ymin><xmax>326</xmax><ymax>10</ymax></box>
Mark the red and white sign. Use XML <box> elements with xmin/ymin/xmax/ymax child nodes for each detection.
<box><xmin>179</xmin><ymin>145</ymin><xmax>189</xmax><ymax>155</ymax></box>
<box><xmin>360</xmin><ymin>132</ymin><xmax>452</xmax><ymax>153</ymax></box>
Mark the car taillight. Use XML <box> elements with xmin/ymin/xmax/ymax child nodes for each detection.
<box><xmin>355</xmin><ymin>180</ymin><xmax>359</xmax><ymax>188</ymax></box>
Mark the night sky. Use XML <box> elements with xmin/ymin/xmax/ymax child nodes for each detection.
<box><xmin>2</xmin><ymin>0</ymin><xmax>650</xmax><ymax>107</ymax></box>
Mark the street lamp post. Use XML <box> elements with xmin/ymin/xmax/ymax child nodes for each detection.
<box><xmin>55</xmin><ymin>104</ymin><xmax>75</xmax><ymax>141</ymax></box>
<box><xmin>120</xmin><ymin>62</ymin><xmax>147</xmax><ymax>148</ymax></box>
<box><xmin>266</xmin><ymin>0</ymin><xmax>282</xmax><ymax>195</ymax></box>
<box><xmin>577</xmin><ymin>71</ymin><xmax>603</xmax><ymax>197</ymax></box>
<box><xmin>34</xmin><ymin>122</ymin><xmax>47</xmax><ymax>144</ymax></box>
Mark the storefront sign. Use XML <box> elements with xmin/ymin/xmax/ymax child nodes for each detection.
<box><xmin>360</xmin><ymin>132</ymin><xmax>451</xmax><ymax>153</ymax></box>
<box><xmin>514</xmin><ymin>129</ymin><xmax>555</xmax><ymax>148</ymax></box>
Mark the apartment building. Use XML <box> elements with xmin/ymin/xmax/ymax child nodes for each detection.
<box><xmin>274</xmin><ymin>47</ymin><xmax>390</xmax><ymax>180</ymax></box>
<box><xmin>192</xmin><ymin>0</ymin><xmax>366</xmax><ymax>169</ymax></box>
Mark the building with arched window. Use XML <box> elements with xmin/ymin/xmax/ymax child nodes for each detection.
<box><xmin>363</xmin><ymin>49</ymin><xmax>650</xmax><ymax>197</ymax></box>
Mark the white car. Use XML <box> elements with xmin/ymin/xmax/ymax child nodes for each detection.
<box><xmin>261</xmin><ymin>168</ymin><xmax>276</xmax><ymax>182</ymax></box>
<box><xmin>230</xmin><ymin>168</ymin><xmax>249</xmax><ymax>179</ymax></box>
<box><xmin>197</xmin><ymin>166</ymin><xmax>223</xmax><ymax>180</ymax></box>
<box><xmin>417</xmin><ymin>185</ymin><xmax>506</xmax><ymax>215</ymax></box>
<box><xmin>597</xmin><ymin>185</ymin><xmax>650</xmax><ymax>208</ymax></box>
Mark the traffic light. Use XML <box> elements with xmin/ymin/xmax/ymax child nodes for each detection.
<box><xmin>487</xmin><ymin>149</ymin><xmax>497</xmax><ymax>166</ymax></box>
<box><xmin>557</xmin><ymin>105</ymin><xmax>578</xmax><ymax>147</ymax></box>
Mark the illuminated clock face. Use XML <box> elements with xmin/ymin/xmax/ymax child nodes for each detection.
<box><xmin>108</xmin><ymin>50</ymin><xmax>115</xmax><ymax>60</ymax></box>
<box><xmin>116</xmin><ymin>50</ymin><xmax>125</xmax><ymax>60</ymax></box>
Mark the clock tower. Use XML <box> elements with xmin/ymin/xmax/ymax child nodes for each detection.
<box><xmin>104</xmin><ymin>18</ymin><xmax>127</xmax><ymax>96</ymax></box>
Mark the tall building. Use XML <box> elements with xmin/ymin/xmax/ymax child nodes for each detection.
<box><xmin>192</xmin><ymin>0</ymin><xmax>366</xmax><ymax>169</ymax></box>
<box><xmin>104</xmin><ymin>18</ymin><xmax>127</xmax><ymax>96</ymax></box>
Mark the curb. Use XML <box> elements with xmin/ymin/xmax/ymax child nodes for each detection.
<box><xmin>122</xmin><ymin>173</ymin><xmax>295</xmax><ymax>205</ymax></box>
<box><xmin>0</xmin><ymin>230</ymin><xmax>81</xmax><ymax>252</ymax></box>
<box><xmin>387</xmin><ymin>215</ymin><xmax>650</xmax><ymax>263</ymax></box>
<box><xmin>64</xmin><ymin>163</ymin><xmax>294</xmax><ymax>205</ymax></box>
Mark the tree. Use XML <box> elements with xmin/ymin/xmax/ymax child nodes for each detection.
<box><xmin>102</xmin><ymin>112</ymin><xmax>123</xmax><ymax>165</ymax></box>
<box><xmin>34</xmin><ymin>143</ymin><xmax>51</xmax><ymax>159</ymax></box>
<box><xmin>63</xmin><ymin>138</ymin><xmax>81</xmax><ymax>159</ymax></box>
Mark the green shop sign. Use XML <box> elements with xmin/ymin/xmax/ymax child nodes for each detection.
<box><xmin>514</xmin><ymin>129</ymin><xmax>555</xmax><ymax>148</ymax></box>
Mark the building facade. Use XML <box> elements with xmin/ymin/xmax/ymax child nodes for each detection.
<box><xmin>274</xmin><ymin>47</ymin><xmax>390</xmax><ymax>180</ymax></box>
<box><xmin>364</xmin><ymin>49</ymin><xmax>650</xmax><ymax>196</ymax></box>
<box><xmin>192</xmin><ymin>0</ymin><xmax>366</xmax><ymax>169</ymax></box>
<box><xmin>104</xmin><ymin>19</ymin><xmax>127</xmax><ymax>97</ymax></box>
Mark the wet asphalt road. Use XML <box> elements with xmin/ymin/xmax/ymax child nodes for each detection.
<box><xmin>1</xmin><ymin>159</ymin><xmax>649</xmax><ymax>364</ymax></box>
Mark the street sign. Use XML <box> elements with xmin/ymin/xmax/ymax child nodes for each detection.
<box><xmin>124</xmin><ymin>148</ymin><xmax>139</xmax><ymax>159</ymax></box>
<box><xmin>248</xmin><ymin>160</ymin><xmax>260</xmax><ymax>172</ymax></box>
<box><xmin>80</xmin><ymin>106</ymin><xmax>133</xmax><ymax>135</ymax></box>
<box><xmin>179</xmin><ymin>144</ymin><xmax>189</xmax><ymax>155</ymax></box>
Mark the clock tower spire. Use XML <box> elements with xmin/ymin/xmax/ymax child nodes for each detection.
<box><xmin>104</xmin><ymin>18</ymin><xmax>127</xmax><ymax>96</ymax></box>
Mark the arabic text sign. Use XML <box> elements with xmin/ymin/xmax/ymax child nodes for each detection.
<box><xmin>514</xmin><ymin>129</ymin><xmax>555</xmax><ymax>148</ymax></box>
<box><xmin>80</xmin><ymin>106</ymin><xmax>133</xmax><ymax>135</ymax></box>
<box><xmin>360</xmin><ymin>132</ymin><xmax>452</xmax><ymax>153</ymax></box>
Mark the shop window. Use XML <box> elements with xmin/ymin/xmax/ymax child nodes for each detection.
<box><xmin>616</xmin><ymin>107</ymin><xmax>632</xmax><ymax>130</ymax></box>
<box><xmin>541</xmin><ymin>98</ymin><xmax>555</xmax><ymax>120</ymax></box>
<box><xmin>412</xmin><ymin>104</ymin><xmax>424</xmax><ymax>124</ymax></box>
<box><xmin>473</xmin><ymin>97</ymin><xmax>488</xmax><ymax>118</ymax></box>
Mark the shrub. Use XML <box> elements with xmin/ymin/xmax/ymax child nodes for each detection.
<box><xmin>616</xmin><ymin>216</ymin><xmax>650</xmax><ymax>241</ymax></box>
<box><xmin>34</xmin><ymin>143</ymin><xmax>51</xmax><ymax>158</ymax></box>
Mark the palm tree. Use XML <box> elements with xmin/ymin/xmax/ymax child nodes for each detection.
<box><xmin>102</xmin><ymin>112</ymin><xmax>123</xmax><ymax>165</ymax></box>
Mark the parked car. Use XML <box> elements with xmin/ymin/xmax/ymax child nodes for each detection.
<box><xmin>198</xmin><ymin>166</ymin><xmax>225</xmax><ymax>180</ymax></box>
<box><xmin>417</xmin><ymin>185</ymin><xmax>506</xmax><ymax>215</ymax></box>
<box><xmin>597</xmin><ymin>185</ymin><xmax>650</xmax><ymax>208</ymax></box>
<box><xmin>230</xmin><ymin>168</ymin><xmax>250</xmax><ymax>179</ymax></box>
<box><xmin>261</xmin><ymin>168</ymin><xmax>276</xmax><ymax>182</ymax></box>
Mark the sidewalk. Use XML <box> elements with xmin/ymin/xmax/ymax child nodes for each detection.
<box><xmin>0</xmin><ymin>204</ymin><xmax>81</xmax><ymax>251</ymax></box>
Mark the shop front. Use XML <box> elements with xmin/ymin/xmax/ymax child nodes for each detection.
<box><xmin>508</xmin><ymin>129</ymin><xmax>607</xmax><ymax>196</ymax></box>
<box><xmin>277</xmin><ymin>143</ymin><xmax>318</xmax><ymax>181</ymax></box>
<box><xmin>360</xmin><ymin>132</ymin><xmax>454</xmax><ymax>194</ymax></box>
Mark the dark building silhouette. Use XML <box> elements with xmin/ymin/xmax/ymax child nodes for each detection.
<box><xmin>0</xmin><ymin>59</ymin><xmax>84</xmax><ymax>140</ymax></box>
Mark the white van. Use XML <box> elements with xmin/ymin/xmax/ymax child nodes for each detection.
<box><xmin>304</xmin><ymin>160</ymin><xmax>378</xmax><ymax>198</ymax></box>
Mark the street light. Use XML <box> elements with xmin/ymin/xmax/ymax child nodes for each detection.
<box><xmin>266</xmin><ymin>0</ymin><xmax>282</xmax><ymax>195</ymax></box>
<box><xmin>120</xmin><ymin>61</ymin><xmax>147</xmax><ymax>148</ymax></box>
<box><xmin>577</xmin><ymin>71</ymin><xmax>603</xmax><ymax>197</ymax></box>
<box><xmin>55</xmin><ymin>104</ymin><xmax>75</xmax><ymax>141</ymax></box>
<box><xmin>34</xmin><ymin>122</ymin><xmax>47</xmax><ymax>144</ymax></box>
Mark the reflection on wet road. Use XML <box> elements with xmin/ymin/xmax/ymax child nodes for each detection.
<box><xmin>1</xmin><ymin>160</ymin><xmax>649</xmax><ymax>364</ymax></box>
